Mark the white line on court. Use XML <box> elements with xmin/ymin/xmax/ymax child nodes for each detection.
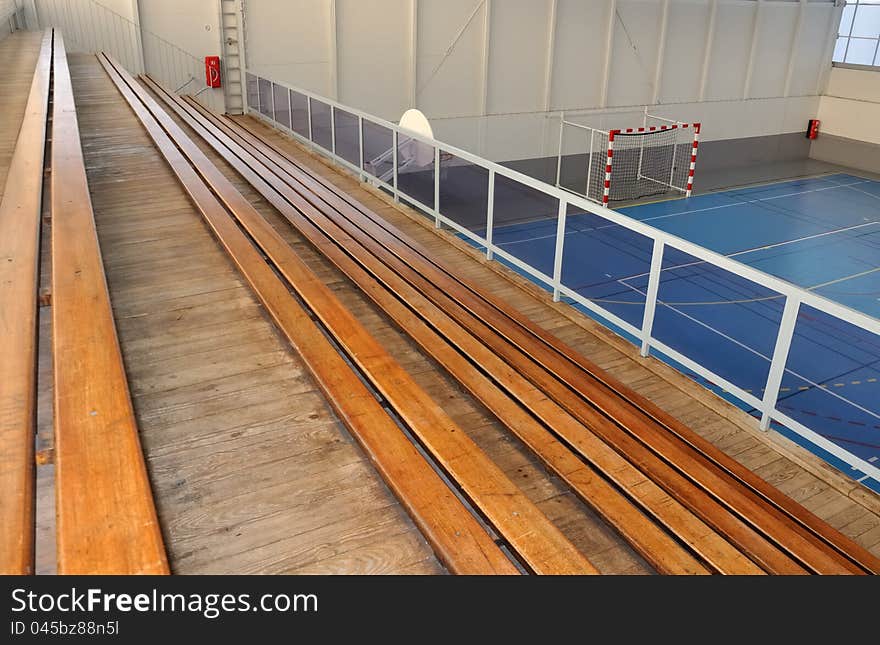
<box><xmin>619</xmin><ymin>180</ymin><xmax>870</xmax><ymax>225</ymax></box>
<box><xmin>810</xmin><ymin>267</ymin><xmax>880</xmax><ymax>292</ymax></box>
<box><xmin>616</xmin><ymin>220</ymin><xmax>880</xmax><ymax>283</ymax></box>
<box><xmin>492</xmin><ymin>177</ymin><xmax>872</xmax><ymax>247</ymax></box>
<box><xmin>583</xmin><ymin>264</ymin><xmax>880</xmax><ymax>306</ymax></box>
<box><xmin>617</xmin><ymin>280</ymin><xmax>880</xmax><ymax>421</ymax></box>
<box><xmin>844</xmin><ymin>183</ymin><xmax>880</xmax><ymax>203</ymax></box>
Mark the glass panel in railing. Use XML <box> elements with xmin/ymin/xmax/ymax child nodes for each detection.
<box><xmin>396</xmin><ymin>135</ymin><xmax>435</xmax><ymax>212</ymax></box>
<box><xmin>361</xmin><ymin>119</ymin><xmax>393</xmax><ymax>183</ymax></box>
<box><xmin>650</xmin><ymin>250</ymin><xmax>784</xmax><ymax>395</ymax></box>
<box><xmin>559</xmin><ymin>204</ymin><xmax>653</xmax><ymax>330</ymax></box>
<box><xmin>290</xmin><ymin>90</ymin><xmax>309</xmax><ymax>138</ymax></box>
<box><xmin>272</xmin><ymin>83</ymin><xmax>290</xmax><ymax>129</ymax></box>
<box><xmin>333</xmin><ymin>108</ymin><xmax>360</xmax><ymax>167</ymax></box>
<box><xmin>437</xmin><ymin>152</ymin><xmax>490</xmax><ymax>241</ymax></box>
<box><xmin>246</xmin><ymin>73</ymin><xmax>259</xmax><ymax>112</ymax></box>
<box><xmin>490</xmin><ymin>174</ymin><xmax>559</xmax><ymax>280</ymax></box>
<box><xmin>772</xmin><ymin>304</ymin><xmax>880</xmax><ymax>491</ymax></box>
<box><xmin>309</xmin><ymin>99</ymin><xmax>333</xmax><ymax>151</ymax></box>
<box><xmin>258</xmin><ymin>78</ymin><xmax>272</xmax><ymax>118</ymax></box>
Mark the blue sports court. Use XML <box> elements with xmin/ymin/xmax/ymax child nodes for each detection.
<box><xmin>488</xmin><ymin>173</ymin><xmax>880</xmax><ymax>492</ymax></box>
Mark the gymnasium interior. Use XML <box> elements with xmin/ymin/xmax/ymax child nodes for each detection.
<box><xmin>2</xmin><ymin>0</ymin><xmax>880</xmax><ymax>576</ymax></box>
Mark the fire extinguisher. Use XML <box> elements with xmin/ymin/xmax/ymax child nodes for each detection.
<box><xmin>205</xmin><ymin>56</ymin><xmax>221</xmax><ymax>88</ymax></box>
<box><xmin>806</xmin><ymin>119</ymin><xmax>820</xmax><ymax>140</ymax></box>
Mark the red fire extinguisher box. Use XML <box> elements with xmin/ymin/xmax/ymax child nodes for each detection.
<box><xmin>205</xmin><ymin>56</ymin><xmax>221</xmax><ymax>88</ymax></box>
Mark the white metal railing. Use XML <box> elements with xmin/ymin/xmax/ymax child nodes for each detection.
<box><xmin>244</xmin><ymin>70</ymin><xmax>880</xmax><ymax>489</ymax></box>
<box><xmin>33</xmin><ymin>0</ymin><xmax>223</xmax><ymax>113</ymax></box>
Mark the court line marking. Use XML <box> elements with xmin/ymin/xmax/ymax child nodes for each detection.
<box><xmin>622</xmin><ymin>180</ymin><xmax>871</xmax><ymax>225</ymax></box>
<box><xmin>605</xmin><ymin>172</ymin><xmax>849</xmax><ymax>209</ymax></box>
<box><xmin>843</xmin><ymin>183</ymin><xmax>880</xmax><ymax>203</ymax></box>
<box><xmin>561</xmin><ymin>243</ymin><xmax>880</xmax><ymax>307</ymax></box>
<box><xmin>571</xmin><ymin>267</ymin><xmax>880</xmax><ymax>307</ymax></box>
<box><xmin>614</xmin><ymin>221</ymin><xmax>880</xmax><ymax>284</ymax></box>
<box><xmin>618</xmin><ymin>280</ymin><xmax>880</xmax><ymax>422</ymax></box>
<box><xmin>491</xmin><ymin>177</ymin><xmax>874</xmax><ymax>247</ymax></box>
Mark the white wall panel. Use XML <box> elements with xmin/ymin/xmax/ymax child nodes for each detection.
<box><xmin>749</xmin><ymin>1</ymin><xmax>798</xmax><ymax>98</ymax></box>
<box><xmin>658</xmin><ymin>0</ymin><xmax>711</xmax><ymax>104</ymax></box>
<box><xmin>606</xmin><ymin>0</ymin><xmax>662</xmax><ymax>107</ymax></box>
<box><xmin>704</xmin><ymin>1</ymin><xmax>755</xmax><ymax>101</ymax></box>
<box><xmin>550</xmin><ymin>0</ymin><xmax>611</xmax><ymax>110</ymax></box>
<box><xmin>336</xmin><ymin>0</ymin><xmax>409</xmax><ymax>120</ymax></box>
<box><xmin>819</xmin><ymin>67</ymin><xmax>880</xmax><ymax>144</ymax></box>
<box><xmin>485</xmin><ymin>0</ymin><xmax>551</xmax><ymax>114</ymax></box>
<box><xmin>245</xmin><ymin>0</ymin><xmax>332</xmax><ymax>96</ymax></box>
<box><xmin>238</xmin><ymin>0</ymin><xmax>838</xmax><ymax>152</ymax></box>
<box><xmin>789</xmin><ymin>3</ymin><xmax>835</xmax><ymax>96</ymax></box>
<box><xmin>416</xmin><ymin>0</ymin><xmax>484</xmax><ymax>118</ymax></box>
<box><xmin>138</xmin><ymin>0</ymin><xmax>219</xmax><ymax>58</ymax></box>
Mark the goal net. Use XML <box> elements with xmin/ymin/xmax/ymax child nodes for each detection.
<box><xmin>555</xmin><ymin>110</ymin><xmax>700</xmax><ymax>205</ymax></box>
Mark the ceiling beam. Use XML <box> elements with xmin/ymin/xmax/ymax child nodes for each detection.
<box><xmin>409</xmin><ymin>0</ymin><xmax>418</xmax><ymax>108</ymax></box>
<box><xmin>816</xmin><ymin>0</ymin><xmax>843</xmax><ymax>95</ymax></box>
<box><xmin>651</xmin><ymin>0</ymin><xmax>670</xmax><ymax>105</ymax></box>
<box><xmin>698</xmin><ymin>0</ymin><xmax>717</xmax><ymax>101</ymax></box>
<box><xmin>783</xmin><ymin>0</ymin><xmax>807</xmax><ymax>98</ymax></box>
<box><xmin>479</xmin><ymin>0</ymin><xmax>491</xmax><ymax>115</ymax></box>
<box><xmin>600</xmin><ymin>0</ymin><xmax>616</xmax><ymax>108</ymax></box>
<box><xmin>742</xmin><ymin>0</ymin><xmax>763</xmax><ymax>100</ymax></box>
<box><xmin>328</xmin><ymin>0</ymin><xmax>338</xmax><ymax>100</ymax></box>
<box><xmin>543</xmin><ymin>0</ymin><xmax>557</xmax><ymax>112</ymax></box>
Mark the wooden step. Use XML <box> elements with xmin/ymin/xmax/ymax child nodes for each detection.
<box><xmin>0</xmin><ymin>29</ymin><xmax>52</xmax><ymax>576</ymax></box>
<box><xmin>52</xmin><ymin>34</ymin><xmax>168</xmax><ymax>574</ymax></box>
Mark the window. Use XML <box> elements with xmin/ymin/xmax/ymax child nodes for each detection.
<box><xmin>835</xmin><ymin>0</ymin><xmax>880</xmax><ymax>67</ymax></box>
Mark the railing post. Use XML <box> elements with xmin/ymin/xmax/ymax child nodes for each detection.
<box><xmin>760</xmin><ymin>296</ymin><xmax>801</xmax><ymax>431</ymax></box>
<box><xmin>243</xmin><ymin>73</ymin><xmax>250</xmax><ymax>115</ymax></box>
<box><xmin>330</xmin><ymin>106</ymin><xmax>336</xmax><ymax>155</ymax></box>
<box><xmin>392</xmin><ymin>130</ymin><xmax>399</xmax><ymax>203</ymax></box>
<box><xmin>434</xmin><ymin>145</ymin><xmax>441</xmax><ymax>228</ymax></box>
<box><xmin>585</xmin><ymin>128</ymin><xmax>595</xmax><ymax>199</ymax></box>
<box><xmin>358</xmin><ymin>116</ymin><xmax>365</xmax><ymax>181</ymax></box>
<box><xmin>486</xmin><ymin>169</ymin><xmax>495</xmax><ymax>260</ymax></box>
<box><xmin>552</xmin><ymin>200</ymin><xmax>568</xmax><ymax>302</ymax></box>
<box><xmin>269</xmin><ymin>82</ymin><xmax>276</xmax><ymax>122</ymax></box>
<box><xmin>307</xmin><ymin>96</ymin><xmax>314</xmax><ymax>150</ymax></box>
<box><xmin>287</xmin><ymin>88</ymin><xmax>293</xmax><ymax>133</ymax></box>
<box><xmin>255</xmin><ymin>76</ymin><xmax>260</xmax><ymax>115</ymax></box>
<box><xmin>555</xmin><ymin>112</ymin><xmax>564</xmax><ymax>188</ymax></box>
<box><xmin>640</xmin><ymin>239</ymin><xmax>665</xmax><ymax>357</ymax></box>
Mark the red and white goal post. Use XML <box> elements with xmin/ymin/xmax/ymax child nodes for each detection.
<box><xmin>554</xmin><ymin>109</ymin><xmax>701</xmax><ymax>206</ymax></box>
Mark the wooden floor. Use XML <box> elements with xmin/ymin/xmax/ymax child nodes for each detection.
<box><xmin>27</xmin><ymin>50</ymin><xmax>880</xmax><ymax>573</ymax></box>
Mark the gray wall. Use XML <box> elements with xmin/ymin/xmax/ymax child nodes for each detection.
<box><xmin>810</xmin><ymin>134</ymin><xmax>880</xmax><ymax>175</ymax></box>
<box><xmin>502</xmin><ymin>131</ymin><xmax>814</xmax><ymax>192</ymax></box>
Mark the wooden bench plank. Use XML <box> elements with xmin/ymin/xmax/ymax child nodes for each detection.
<box><xmin>102</xmin><ymin>54</ymin><xmax>591</xmax><ymax>575</ymax></box>
<box><xmin>148</xmin><ymin>77</ymin><xmax>786</xmax><ymax>575</ymax></box>
<box><xmin>211</xmin><ymin>101</ymin><xmax>878</xmax><ymax>574</ymax></box>
<box><xmin>234</xmin><ymin>114</ymin><xmax>880</xmax><ymax>573</ymax></box>
<box><xmin>52</xmin><ymin>34</ymin><xmax>168</xmax><ymax>574</ymax></box>
<box><xmin>0</xmin><ymin>29</ymin><xmax>52</xmax><ymax>576</ymax></box>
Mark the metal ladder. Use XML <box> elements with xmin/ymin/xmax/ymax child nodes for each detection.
<box><xmin>218</xmin><ymin>0</ymin><xmax>245</xmax><ymax>114</ymax></box>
